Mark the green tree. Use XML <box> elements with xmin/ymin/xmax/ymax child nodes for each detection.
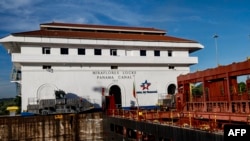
<box><xmin>238</xmin><ymin>82</ymin><xmax>246</xmax><ymax>93</ymax></box>
<box><xmin>0</xmin><ymin>96</ymin><xmax>21</xmax><ymax>115</ymax></box>
<box><xmin>192</xmin><ymin>83</ymin><xmax>203</xmax><ymax>97</ymax></box>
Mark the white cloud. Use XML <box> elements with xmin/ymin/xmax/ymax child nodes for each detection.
<box><xmin>0</xmin><ymin>0</ymin><xmax>32</xmax><ymax>10</ymax></box>
<box><xmin>49</xmin><ymin>0</ymin><xmax>144</xmax><ymax>25</ymax></box>
<box><xmin>0</xmin><ymin>0</ymin><xmax>202</xmax><ymax>33</ymax></box>
<box><xmin>0</xmin><ymin>0</ymin><xmax>39</xmax><ymax>16</ymax></box>
<box><xmin>0</xmin><ymin>0</ymin><xmax>41</xmax><ymax>32</ymax></box>
<box><xmin>87</xmin><ymin>1</ymin><xmax>142</xmax><ymax>25</ymax></box>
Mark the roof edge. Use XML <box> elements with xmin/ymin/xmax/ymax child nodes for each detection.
<box><xmin>40</xmin><ymin>22</ymin><xmax>167</xmax><ymax>34</ymax></box>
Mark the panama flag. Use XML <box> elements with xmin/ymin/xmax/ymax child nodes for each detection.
<box><xmin>133</xmin><ymin>81</ymin><xmax>136</xmax><ymax>98</ymax></box>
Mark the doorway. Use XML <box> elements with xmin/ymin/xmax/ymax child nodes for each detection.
<box><xmin>167</xmin><ymin>83</ymin><xmax>176</xmax><ymax>95</ymax></box>
<box><xmin>109</xmin><ymin>85</ymin><xmax>122</xmax><ymax>108</ymax></box>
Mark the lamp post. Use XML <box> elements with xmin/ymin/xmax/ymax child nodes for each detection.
<box><xmin>213</xmin><ymin>34</ymin><xmax>219</xmax><ymax>66</ymax></box>
<box><xmin>248</xmin><ymin>34</ymin><xmax>250</xmax><ymax>60</ymax></box>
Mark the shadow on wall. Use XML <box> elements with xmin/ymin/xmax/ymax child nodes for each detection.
<box><xmin>65</xmin><ymin>93</ymin><xmax>79</xmax><ymax>98</ymax></box>
<box><xmin>66</xmin><ymin>93</ymin><xmax>101</xmax><ymax>108</ymax></box>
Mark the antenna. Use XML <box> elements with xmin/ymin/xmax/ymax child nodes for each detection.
<box><xmin>7</xmin><ymin>49</ymin><xmax>11</xmax><ymax>54</ymax></box>
<box><xmin>213</xmin><ymin>34</ymin><xmax>219</xmax><ymax>66</ymax></box>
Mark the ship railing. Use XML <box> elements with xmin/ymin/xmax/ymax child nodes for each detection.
<box><xmin>185</xmin><ymin>100</ymin><xmax>250</xmax><ymax>114</ymax></box>
<box><xmin>107</xmin><ymin>108</ymin><xmax>179</xmax><ymax>121</ymax></box>
<box><xmin>106</xmin><ymin>108</ymin><xmax>250</xmax><ymax>133</ymax></box>
<box><xmin>10</xmin><ymin>66</ymin><xmax>21</xmax><ymax>82</ymax></box>
<box><xmin>55</xmin><ymin>98</ymin><xmax>66</xmax><ymax>105</ymax></box>
<box><xmin>28</xmin><ymin>97</ymin><xmax>38</xmax><ymax>105</ymax></box>
<box><xmin>187</xmin><ymin>92</ymin><xmax>250</xmax><ymax>102</ymax></box>
<box><xmin>67</xmin><ymin>98</ymin><xmax>80</xmax><ymax>106</ymax></box>
<box><xmin>186</xmin><ymin>101</ymin><xmax>222</xmax><ymax>112</ymax></box>
<box><xmin>39</xmin><ymin>99</ymin><xmax>55</xmax><ymax>108</ymax></box>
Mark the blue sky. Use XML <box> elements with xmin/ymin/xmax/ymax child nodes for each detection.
<box><xmin>0</xmin><ymin>0</ymin><xmax>250</xmax><ymax>98</ymax></box>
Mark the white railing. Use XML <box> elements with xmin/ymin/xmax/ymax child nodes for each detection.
<box><xmin>28</xmin><ymin>97</ymin><xmax>38</xmax><ymax>105</ymax></box>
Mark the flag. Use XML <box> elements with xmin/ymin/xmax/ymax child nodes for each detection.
<box><xmin>133</xmin><ymin>81</ymin><xmax>136</xmax><ymax>98</ymax></box>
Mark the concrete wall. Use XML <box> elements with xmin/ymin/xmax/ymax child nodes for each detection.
<box><xmin>0</xmin><ymin>112</ymin><xmax>104</xmax><ymax>141</ymax></box>
<box><xmin>21</xmin><ymin>65</ymin><xmax>189</xmax><ymax>111</ymax></box>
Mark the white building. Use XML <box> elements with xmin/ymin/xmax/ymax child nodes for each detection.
<box><xmin>0</xmin><ymin>22</ymin><xmax>203</xmax><ymax>111</ymax></box>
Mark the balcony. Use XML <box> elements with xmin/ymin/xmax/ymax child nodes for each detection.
<box><xmin>12</xmin><ymin>53</ymin><xmax>198</xmax><ymax>66</ymax></box>
<box><xmin>10</xmin><ymin>66</ymin><xmax>21</xmax><ymax>82</ymax></box>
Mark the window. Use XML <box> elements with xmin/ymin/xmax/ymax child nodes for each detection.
<box><xmin>43</xmin><ymin>65</ymin><xmax>53</xmax><ymax>72</ymax></box>
<box><xmin>111</xmin><ymin>66</ymin><xmax>118</xmax><ymax>69</ymax></box>
<box><xmin>140</xmin><ymin>50</ymin><xmax>146</xmax><ymax>56</ymax></box>
<box><xmin>43</xmin><ymin>65</ymin><xmax>51</xmax><ymax>69</ymax></box>
<box><xmin>94</xmin><ymin>49</ymin><xmax>102</xmax><ymax>55</ymax></box>
<box><xmin>42</xmin><ymin>47</ymin><xmax>50</xmax><ymax>54</ymax></box>
<box><xmin>78</xmin><ymin>48</ymin><xmax>85</xmax><ymax>55</ymax></box>
<box><xmin>169</xmin><ymin>66</ymin><xmax>175</xmax><ymax>69</ymax></box>
<box><xmin>168</xmin><ymin>50</ymin><xmax>172</xmax><ymax>57</ymax></box>
<box><xmin>110</xmin><ymin>49</ymin><xmax>117</xmax><ymax>56</ymax></box>
<box><xmin>154</xmin><ymin>50</ymin><xmax>160</xmax><ymax>56</ymax></box>
<box><xmin>61</xmin><ymin>48</ymin><xmax>68</xmax><ymax>55</ymax></box>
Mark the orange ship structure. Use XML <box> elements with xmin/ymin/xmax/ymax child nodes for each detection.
<box><xmin>105</xmin><ymin>59</ymin><xmax>250</xmax><ymax>139</ymax></box>
<box><xmin>176</xmin><ymin>58</ymin><xmax>250</xmax><ymax>130</ymax></box>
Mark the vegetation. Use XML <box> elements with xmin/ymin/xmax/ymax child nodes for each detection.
<box><xmin>192</xmin><ymin>83</ymin><xmax>203</xmax><ymax>97</ymax></box>
<box><xmin>0</xmin><ymin>96</ymin><xmax>21</xmax><ymax>115</ymax></box>
<box><xmin>238</xmin><ymin>82</ymin><xmax>246</xmax><ymax>93</ymax></box>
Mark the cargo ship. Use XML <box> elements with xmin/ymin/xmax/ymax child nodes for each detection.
<box><xmin>104</xmin><ymin>58</ymin><xmax>250</xmax><ymax>141</ymax></box>
<box><xmin>175</xmin><ymin>58</ymin><xmax>250</xmax><ymax>130</ymax></box>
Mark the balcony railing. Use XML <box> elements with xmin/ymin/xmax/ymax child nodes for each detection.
<box><xmin>10</xmin><ymin>66</ymin><xmax>21</xmax><ymax>82</ymax></box>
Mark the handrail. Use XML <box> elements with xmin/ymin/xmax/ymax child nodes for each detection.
<box><xmin>106</xmin><ymin>108</ymin><xmax>250</xmax><ymax>132</ymax></box>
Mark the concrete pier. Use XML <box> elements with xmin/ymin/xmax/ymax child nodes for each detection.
<box><xmin>0</xmin><ymin>112</ymin><xmax>104</xmax><ymax>141</ymax></box>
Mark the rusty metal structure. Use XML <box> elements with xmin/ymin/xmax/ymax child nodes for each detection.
<box><xmin>104</xmin><ymin>59</ymin><xmax>250</xmax><ymax>141</ymax></box>
<box><xmin>176</xmin><ymin>59</ymin><xmax>250</xmax><ymax>126</ymax></box>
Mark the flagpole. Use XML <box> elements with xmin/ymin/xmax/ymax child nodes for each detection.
<box><xmin>133</xmin><ymin>75</ymin><xmax>139</xmax><ymax>110</ymax></box>
<box><xmin>136</xmin><ymin>97</ymin><xmax>139</xmax><ymax>109</ymax></box>
<box><xmin>133</xmin><ymin>76</ymin><xmax>139</xmax><ymax>120</ymax></box>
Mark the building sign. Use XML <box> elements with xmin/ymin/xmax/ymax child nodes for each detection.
<box><xmin>140</xmin><ymin>80</ymin><xmax>151</xmax><ymax>90</ymax></box>
<box><xmin>92</xmin><ymin>70</ymin><xmax>136</xmax><ymax>79</ymax></box>
<box><xmin>136</xmin><ymin>80</ymin><xmax>158</xmax><ymax>94</ymax></box>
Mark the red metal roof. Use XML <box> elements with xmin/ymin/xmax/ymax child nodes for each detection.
<box><xmin>13</xmin><ymin>30</ymin><xmax>196</xmax><ymax>43</ymax></box>
<box><xmin>40</xmin><ymin>22</ymin><xmax>166</xmax><ymax>33</ymax></box>
<box><xmin>12</xmin><ymin>22</ymin><xmax>197</xmax><ymax>43</ymax></box>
